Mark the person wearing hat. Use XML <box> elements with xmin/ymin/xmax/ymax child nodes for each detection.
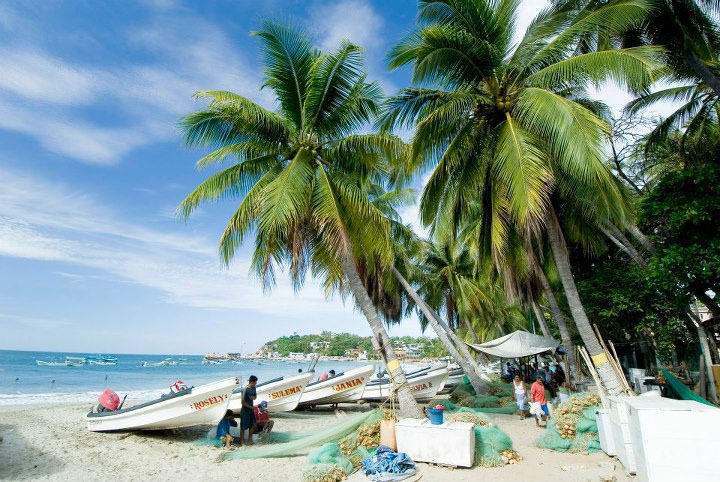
<box><xmin>253</xmin><ymin>400</ymin><xmax>274</xmax><ymax>434</ymax></box>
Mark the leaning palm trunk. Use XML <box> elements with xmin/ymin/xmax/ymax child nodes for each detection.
<box><xmin>603</xmin><ymin>225</ymin><xmax>647</xmax><ymax>269</ymax></box>
<box><xmin>342</xmin><ymin>255</ymin><xmax>423</xmax><ymax>418</ymax></box>
<box><xmin>531</xmin><ymin>301</ymin><xmax>551</xmax><ymax>338</ymax></box>
<box><xmin>530</xmin><ymin>249</ymin><xmax>577</xmax><ymax>380</ymax></box>
<box><xmin>392</xmin><ymin>267</ymin><xmax>487</xmax><ymax>395</ymax></box>
<box><xmin>545</xmin><ymin>208</ymin><xmax>622</xmax><ymax>395</ymax></box>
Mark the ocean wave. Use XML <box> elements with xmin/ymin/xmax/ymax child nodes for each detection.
<box><xmin>0</xmin><ymin>389</ymin><xmax>160</xmax><ymax>406</ymax></box>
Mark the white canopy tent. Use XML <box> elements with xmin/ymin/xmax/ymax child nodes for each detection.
<box><xmin>466</xmin><ymin>330</ymin><xmax>560</xmax><ymax>358</ymax></box>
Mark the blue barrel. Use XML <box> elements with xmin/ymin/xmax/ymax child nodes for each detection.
<box><xmin>428</xmin><ymin>408</ymin><xmax>444</xmax><ymax>425</ymax></box>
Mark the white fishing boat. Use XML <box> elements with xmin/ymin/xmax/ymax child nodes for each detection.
<box><xmin>89</xmin><ymin>360</ymin><xmax>117</xmax><ymax>366</ymax></box>
<box><xmin>36</xmin><ymin>360</ymin><xmax>66</xmax><ymax>366</ymax></box>
<box><xmin>85</xmin><ymin>377</ymin><xmax>240</xmax><ymax>432</ymax></box>
<box><xmin>228</xmin><ymin>371</ymin><xmax>314</xmax><ymax>413</ymax></box>
<box><xmin>65</xmin><ymin>356</ymin><xmax>86</xmax><ymax>366</ymax></box>
<box><xmin>297</xmin><ymin>365</ymin><xmax>375</xmax><ymax>407</ymax></box>
<box><xmin>355</xmin><ymin>367</ymin><xmax>449</xmax><ymax>402</ymax></box>
<box><xmin>439</xmin><ymin>367</ymin><xmax>464</xmax><ymax>394</ymax></box>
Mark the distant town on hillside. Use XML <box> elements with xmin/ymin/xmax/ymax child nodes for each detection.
<box><xmin>255</xmin><ymin>332</ymin><xmax>448</xmax><ymax>362</ymax></box>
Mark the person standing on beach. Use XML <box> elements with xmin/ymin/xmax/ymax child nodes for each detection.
<box><xmin>239</xmin><ymin>375</ymin><xmax>257</xmax><ymax>445</ymax></box>
<box><xmin>530</xmin><ymin>377</ymin><xmax>549</xmax><ymax>427</ymax></box>
<box><xmin>513</xmin><ymin>375</ymin><xmax>526</xmax><ymax>420</ymax></box>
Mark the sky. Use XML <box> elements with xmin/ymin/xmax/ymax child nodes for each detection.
<box><xmin>0</xmin><ymin>1</ymin><xmax>674</xmax><ymax>355</ymax></box>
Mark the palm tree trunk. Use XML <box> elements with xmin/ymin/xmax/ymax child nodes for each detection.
<box><xmin>463</xmin><ymin>318</ymin><xmax>480</xmax><ymax>344</ymax></box>
<box><xmin>341</xmin><ymin>254</ymin><xmax>423</xmax><ymax>418</ymax></box>
<box><xmin>545</xmin><ymin>207</ymin><xmax>623</xmax><ymax>396</ymax></box>
<box><xmin>603</xmin><ymin>225</ymin><xmax>647</xmax><ymax>269</ymax></box>
<box><xmin>531</xmin><ymin>301</ymin><xmax>551</xmax><ymax>337</ymax></box>
<box><xmin>391</xmin><ymin>268</ymin><xmax>487</xmax><ymax>395</ymax></box>
<box><xmin>683</xmin><ymin>42</ymin><xmax>720</xmax><ymax>99</ymax></box>
<box><xmin>627</xmin><ymin>223</ymin><xmax>655</xmax><ymax>254</ymax></box>
<box><xmin>530</xmin><ymin>250</ymin><xmax>577</xmax><ymax>380</ymax></box>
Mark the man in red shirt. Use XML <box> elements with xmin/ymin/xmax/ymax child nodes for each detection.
<box><xmin>530</xmin><ymin>377</ymin><xmax>549</xmax><ymax>427</ymax></box>
<box><xmin>253</xmin><ymin>401</ymin><xmax>274</xmax><ymax>434</ymax></box>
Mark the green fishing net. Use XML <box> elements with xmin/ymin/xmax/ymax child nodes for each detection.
<box><xmin>537</xmin><ymin>392</ymin><xmax>602</xmax><ymax>453</ymax></box>
<box><xmin>222</xmin><ymin>409</ymin><xmax>382</xmax><ymax>461</ymax></box>
<box><xmin>662</xmin><ymin>368</ymin><xmax>717</xmax><ymax>407</ymax></box>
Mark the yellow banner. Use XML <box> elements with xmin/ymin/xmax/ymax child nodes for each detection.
<box><xmin>592</xmin><ymin>352</ymin><xmax>609</xmax><ymax>366</ymax></box>
<box><xmin>387</xmin><ymin>359</ymin><xmax>401</xmax><ymax>372</ymax></box>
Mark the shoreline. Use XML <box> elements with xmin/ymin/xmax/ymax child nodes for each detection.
<box><xmin>0</xmin><ymin>402</ymin><xmax>632</xmax><ymax>482</ymax></box>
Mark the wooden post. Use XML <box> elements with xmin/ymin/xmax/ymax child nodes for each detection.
<box><xmin>697</xmin><ymin>324</ymin><xmax>719</xmax><ymax>403</ymax></box>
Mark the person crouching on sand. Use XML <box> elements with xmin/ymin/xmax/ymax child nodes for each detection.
<box><xmin>216</xmin><ymin>410</ymin><xmax>239</xmax><ymax>449</ymax></box>
<box><xmin>253</xmin><ymin>400</ymin><xmax>274</xmax><ymax>435</ymax></box>
<box><xmin>530</xmin><ymin>377</ymin><xmax>549</xmax><ymax>427</ymax></box>
<box><xmin>240</xmin><ymin>375</ymin><xmax>258</xmax><ymax>445</ymax></box>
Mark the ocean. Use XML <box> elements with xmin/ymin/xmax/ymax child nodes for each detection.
<box><xmin>0</xmin><ymin>350</ymin><xmax>366</xmax><ymax>406</ymax></box>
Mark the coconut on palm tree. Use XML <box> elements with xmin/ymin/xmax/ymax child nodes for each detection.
<box><xmin>380</xmin><ymin>0</ymin><xmax>663</xmax><ymax>395</ymax></box>
<box><xmin>178</xmin><ymin>20</ymin><xmax>422</xmax><ymax>417</ymax></box>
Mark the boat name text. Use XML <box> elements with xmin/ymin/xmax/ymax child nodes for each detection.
<box><xmin>270</xmin><ymin>385</ymin><xmax>302</xmax><ymax>399</ymax></box>
<box><xmin>332</xmin><ymin>377</ymin><xmax>364</xmax><ymax>392</ymax></box>
<box><xmin>190</xmin><ymin>394</ymin><xmax>228</xmax><ymax>411</ymax></box>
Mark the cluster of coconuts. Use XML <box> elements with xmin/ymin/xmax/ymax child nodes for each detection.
<box><xmin>500</xmin><ymin>449</ymin><xmax>523</xmax><ymax>464</ymax></box>
<box><xmin>495</xmin><ymin>95</ymin><xmax>513</xmax><ymax>111</ymax></box>
<box><xmin>557</xmin><ymin>418</ymin><xmax>577</xmax><ymax>439</ymax></box>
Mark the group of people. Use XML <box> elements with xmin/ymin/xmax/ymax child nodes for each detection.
<box><xmin>216</xmin><ymin>375</ymin><xmax>274</xmax><ymax>449</ymax></box>
<box><xmin>512</xmin><ymin>375</ymin><xmax>550</xmax><ymax>427</ymax></box>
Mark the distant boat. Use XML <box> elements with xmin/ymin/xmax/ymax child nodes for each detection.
<box><xmin>36</xmin><ymin>360</ymin><xmax>66</xmax><ymax>366</ymax></box>
<box><xmin>202</xmin><ymin>358</ymin><xmax>221</xmax><ymax>365</ymax></box>
<box><xmin>85</xmin><ymin>377</ymin><xmax>240</xmax><ymax>432</ymax></box>
<box><xmin>141</xmin><ymin>358</ymin><xmax>175</xmax><ymax>368</ymax></box>
<box><xmin>89</xmin><ymin>360</ymin><xmax>117</xmax><ymax>366</ymax></box>
<box><xmin>87</xmin><ymin>355</ymin><xmax>118</xmax><ymax>363</ymax></box>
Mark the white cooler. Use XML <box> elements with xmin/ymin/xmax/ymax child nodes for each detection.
<box><xmin>624</xmin><ymin>397</ymin><xmax>720</xmax><ymax>482</ymax></box>
<box><xmin>395</xmin><ymin>418</ymin><xmax>475</xmax><ymax>467</ymax></box>
<box><xmin>608</xmin><ymin>396</ymin><xmax>636</xmax><ymax>473</ymax></box>
<box><xmin>596</xmin><ymin>409</ymin><xmax>616</xmax><ymax>456</ymax></box>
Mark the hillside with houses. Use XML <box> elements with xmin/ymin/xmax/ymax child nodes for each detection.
<box><xmin>256</xmin><ymin>331</ymin><xmax>447</xmax><ymax>361</ymax></box>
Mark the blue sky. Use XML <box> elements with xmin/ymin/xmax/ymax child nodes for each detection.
<box><xmin>0</xmin><ymin>0</ymin><xmax>674</xmax><ymax>355</ymax></box>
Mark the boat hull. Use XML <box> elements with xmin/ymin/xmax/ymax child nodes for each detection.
<box><xmin>85</xmin><ymin>377</ymin><xmax>240</xmax><ymax>432</ymax></box>
<box><xmin>356</xmin><ymin>368</ymin><xmax>449</xmax><ymax>402</ymax></box>
<box><xmin>298</xmin><ymin>365</ymin><xmax>374</xmax><ymax>407</ymax></box>
<box><xmin>438</xmin><ymin>368</ymin><xmax>464</xmax><ymax>394</ymax></box>
<box><xmin>228</xmin><ymin>372</ymin><xmax>314</xmax><ymax>413</ymax></box>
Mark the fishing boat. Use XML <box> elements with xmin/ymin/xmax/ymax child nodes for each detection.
<box><xmin>64</xmin><ymin>356</ymin><xmax>86</xmax><ymax>366</ymax></box>
<box><xmin>438</xmin><ymin>367</ymin><xmax>464</xmax><ymax>394</ymax></box>
<box><xmin>297</xmin><ymin>365</ymin><xmax>375</xmax><ymax>407</ymax></box>
<box><xmin>85</xmin><ymin>377</ymin><xmax>240</xmax><ymax>432</ymax></box>
<box><xmin>36</xmin><ymin>360</ymin><xmax>66</xmax><ymax>366</ymax></box>
<box><xmin>89</xmin><ymin>360</ymin><xmax>117</xmax><ymax>366</ymax></box>
<box><xmin>355</xmin><ymin>366</ymin><xmax>449</xmax><ymax>402</ymax></box>
<box><xmin>228</xmin><ymin>371</ymin><xmax>314</xmax><ymax>413</ymax></box>
<box><xmin>141</xmin><ymin>358</ymin><xmax>175</xmax><ymax>368</ymax></box>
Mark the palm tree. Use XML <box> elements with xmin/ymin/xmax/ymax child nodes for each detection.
<box><xmin>553</xmin><ymin>0</ymin><xmax>720</xmax><ymax>97</ymax></box>
<box><xmin>177</xmin><ymin>21</ymin><xmax>422</xmax><ymax>417</ymax></box>
<box><xmin>380</xmin><ymin>0</ymin><xmax>663</xmax><ymax>395</ymax></box>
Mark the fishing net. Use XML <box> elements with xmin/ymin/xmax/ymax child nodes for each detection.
<box><xmin>222</xmin><ymin>409</ymin><xmax>382</xmax><ymax>461</ymax></box>
<box><xmin>661</xmin><ymin>368</ymin><xmax>717</xmax><ymax>407</ymax></box>
<box><xmin>537</xmin><ymin>392</ymin><xmax>602</xmax><ymax>453</ymax></box>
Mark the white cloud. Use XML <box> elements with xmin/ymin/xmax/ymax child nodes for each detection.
<box><xmin>311</xmin><ymin>0</ymin><xmax>384</xmax><ymax>52</ymax></box>
<box><xmin>0</xmin><ymin>12</ymin><xmax>270</xmax><ymax>165</ymax></box>
<box><xmin>0</xmin><ymin>166</ymin><xmax>362</xmax><ymax>319</ymax></box>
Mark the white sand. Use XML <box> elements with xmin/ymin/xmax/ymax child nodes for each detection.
<box><xmin>0</xmin><ymin>403</ymin><xmax>633</xmax><ymax>481</ymax></box>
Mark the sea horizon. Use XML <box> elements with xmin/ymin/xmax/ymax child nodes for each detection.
<box><xmin>0</xmin><ymin>349</ymin><xmax>366</xmax><ymax>406</ymax></box>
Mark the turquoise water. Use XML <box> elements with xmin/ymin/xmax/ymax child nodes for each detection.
<box><xmin>0</xmin><ymin>350</ymin><xmax>365</xmax><ymax>405</ymax></box>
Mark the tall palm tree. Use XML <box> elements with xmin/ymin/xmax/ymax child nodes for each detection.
<box><xmin>380</xmin><ymin>0</ymin><xmax>663</xmax><ymax>395</ymax></box>
<box><xmin>553</xmin><ymin>0</ymin><xmax>720</xmax><ymax>97</ymax></box>
<box><xmin>178</xmin><ymin>21</ymin><xmax>422</xmax><ymax>417</ymax></box>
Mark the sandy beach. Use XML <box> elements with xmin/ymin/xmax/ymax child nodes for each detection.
<box><xmin>0</xmin><ymin>402</ymin><xmax>632</xmax><ymax>482</ymax></box>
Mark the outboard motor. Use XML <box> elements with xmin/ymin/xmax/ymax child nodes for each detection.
<box><xmin>97</xmin><ymin>389</ymin><xmax>120</xmax><ymax>412</ymax></box>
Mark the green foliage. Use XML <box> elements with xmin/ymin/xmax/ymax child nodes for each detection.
<box><xmin>261</xmin><ymin>332</ymin><xmax>444</xmax><ymax>358</ymax></box>
<box><xmin>641</xmin><ymin>157</ymin><xmax>720</xmax><ymax>308</ymax></box>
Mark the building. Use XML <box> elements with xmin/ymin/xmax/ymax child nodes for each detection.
<box><xmin>288</xmin><ymin>352</ymin><xmax>305</xmax><ymax>360</ymax></box>
<box><xmin>310</xmin><ymin>341</ymin><xmax>330</xmax><ymax>350</ymax></box>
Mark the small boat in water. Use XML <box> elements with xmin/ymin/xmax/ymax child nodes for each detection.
<box><xmin>64</xmin><ymin>356</ymin><xmax>86</xmax><ymax>366</ymax></box>
<box><xmin>356</xmin><ymin>366</ymin><xmax>449</xmax><ymax>402</ymax></box>
<box><xmin>89</xmin><ymin>360</ymin><xmax>117</xmax><ymax>366</ymax></box>
<box><xmin>36</xmin><ymin>360</ymin><xmax>66</xmax><ymax>366</ymax></box>
<box><xmin>297</xmin><ymin>365</ymin><xmax>375</xmax><ymax>407</ymax></box>
<box><xmin>85</xmin><ymin>377</ymin><xmax>240</xmax><ymax>432</ymax></box>
<box><xmin>141</xmin><ymin>358</ymin><xmax>176</xmax><ymax>368</ymax></box>
<box><xmin>228</xmin><ymin>371</ymin><xmax>314</xmax><ymax>413</ymax></box>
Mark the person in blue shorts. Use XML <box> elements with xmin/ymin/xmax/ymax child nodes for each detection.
<box><xmin>216</xmin><ymin>410</ymin><xmax>238</xmax><ymax>449</ymax></box>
